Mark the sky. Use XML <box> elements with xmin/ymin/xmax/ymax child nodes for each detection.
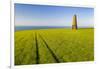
<box><xmin>15</xmin><ymin>3</ymin><xmax>94</xmax><ymax>27</ymax></box>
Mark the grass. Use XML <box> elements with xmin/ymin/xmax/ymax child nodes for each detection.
<box><xmin>15</xmin><ymin>28</ymin><xmax>94</xmax><ymax>65</ymax></box>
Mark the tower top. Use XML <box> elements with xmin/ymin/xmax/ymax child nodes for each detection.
<box><xmin>74</xmin><ymin>14</ymin><xmax>76</xmax><ymax>17</ymax></box>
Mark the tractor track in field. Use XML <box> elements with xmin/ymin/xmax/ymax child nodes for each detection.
<box><xmin>16</xmin><ymin>32</ymin><xmax>60</xmax><ymax>64</ymax></box>
<box><xmin>34</xmin><ymin>32</ymin><xmax>40</xmax><ymax>64</ymax></box>
<box><xmin>38</xmin><ymin>33</ymin><xmax>60</xmax><ymax>63</ymax></box>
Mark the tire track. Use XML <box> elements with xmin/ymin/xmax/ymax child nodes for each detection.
<box><xmin>38</xmin><ymin>34</ymin><xmax>60</xmax><ymax>63</ymax></box>
<box><xmin>35</xmin><ymin>32</ymin><xmax>40</xmax><ymax>64</ymax></box>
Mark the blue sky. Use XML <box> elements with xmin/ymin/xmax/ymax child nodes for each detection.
<box><xmin>15</xmin><ymin>3</ymin><xmax>94</xmax><ymax>27</ymax></box>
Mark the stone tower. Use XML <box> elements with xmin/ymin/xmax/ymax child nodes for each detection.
<box><xmin>72</xmin><ymin>14</ymin><xmax>78</xmax><ymax>30</ymax></box>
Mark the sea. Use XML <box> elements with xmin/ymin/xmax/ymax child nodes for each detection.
<box><xmin>15</xmin><ymin>26</ymin><xmax>70</xmax><ymax>31</ymax></box>
<box><xmin>15</xmin><ymin>26</ymin><xmax>93</xmax><ymax>31</ymax></box>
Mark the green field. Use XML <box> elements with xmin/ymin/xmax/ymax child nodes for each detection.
<box><xmin>15</xmin><ymin>28</ymin><xmax>94</xmax><ymax>65</ymax></box>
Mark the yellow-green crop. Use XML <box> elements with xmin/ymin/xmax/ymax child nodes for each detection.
<box><xmin>15</xmin><ymin>28</ymin><xmax>94</xmax><ymax>65</ymax></box>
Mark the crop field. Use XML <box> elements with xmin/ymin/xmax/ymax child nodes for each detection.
<box><xmin>15</xmin><ymin>28</ymin><xmax>94</xmax><ymax>65</ymax></box>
